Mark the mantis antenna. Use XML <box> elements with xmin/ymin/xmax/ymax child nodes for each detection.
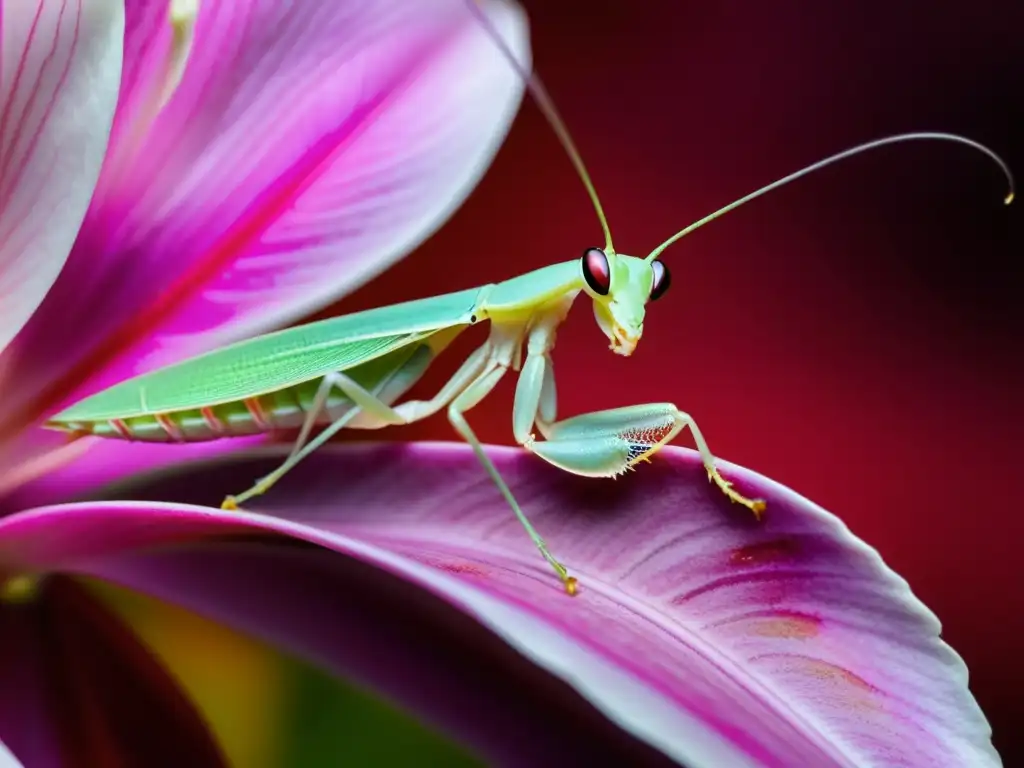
<box><xmin>463</xmin><ymin>3</ymin><xmax>1014</xmax><ymax>268</ymax></box>
<box><xmin>644</xmin><ymin>132</ymin><xmax>1015</xmax><ymax>263</ymax></box>
<box><xmin>464</xmin><ymin>0</ymin><xmax>615</xmax><ymax>253</ymax></box>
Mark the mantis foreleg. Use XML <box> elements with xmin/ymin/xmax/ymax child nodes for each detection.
<box><xmin>513</xmin><ymin>349</ymin><xmax>766</xmax><ymax>517</ymax></box>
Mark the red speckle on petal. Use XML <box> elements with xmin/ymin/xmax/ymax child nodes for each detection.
<box><xmin>433</xmin><ymin>561</ymin><xmax>487</xmax><ymax>578</ymax></box>
<box><xmin>756</xmin><ymin>653</ymin><xmax>882</xmax><ymax>695</ymax></box>
<box><xmin>749</xmin><ymin>611</ymin><xmax>822</xmax><ymax>639</ymax></box>
<box><xmin>730</xmin><ymin>538</ymin><xmax>802</xmax><ymax>566</ymax></box>
<box><xmin>710</xmin><ymin>609</ymin><xmax>822</xmax><ymax>640</ymax></box>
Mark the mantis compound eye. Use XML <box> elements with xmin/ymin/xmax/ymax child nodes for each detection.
<box><xmin>581</xmin><ymin>247</ymin><xmax>611</xmax><ymax>295</ymax></box>
<box><xmin>649</xmin><ymin>259</ymin><xmax>671</xmax><ymax>301</ymax></box>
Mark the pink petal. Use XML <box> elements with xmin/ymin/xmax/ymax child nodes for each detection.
<box><xmin>0</xmin><ymin>0</ymin><xmax>528</xmax><ymax>430</ymax></box>
<box><xmin>0</xmin><ymin>508</ymin><xmax>677</xmax><ymax>764</ymax></box>
<box><xmin>0</xmin><ymin>0</ymin><xmax>122</xmax><ymax>355</ymax></box>
<box><xmin>0</xmin><ymin>576</ymin><xmax>227</xmax><ymax>767</ymax></box>
<box><xmin>0</xmin><ymin>444</ymin><xmax>998</xmax><ymax>766</ymax></box>
<box><xmin>0</xmin><ymin>430</ymin><xmax>265</xmax><ymax>514</ymax></box>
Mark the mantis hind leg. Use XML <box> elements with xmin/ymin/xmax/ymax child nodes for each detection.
<box><xmin>222</xmin><ymin>340</ymin><xmax>493</xmax><ymax>509</ymax></box>
<box><xmin>221</xmin><ymin>345</ymin><xmax>435</xmax><ymax>510</ymax></box>
<box><xmin>513</xmin><ymin>353</ymin><xmax>765</xmax><ymax>517</ymax></box>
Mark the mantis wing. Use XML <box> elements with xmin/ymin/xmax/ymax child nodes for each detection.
<box><xmin>50</xmin><ymin>287</ymin><xmax>483</xmax><ymax>422</ymax></box>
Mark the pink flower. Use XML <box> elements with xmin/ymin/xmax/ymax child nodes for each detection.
<box><xmin>0</xmin><ymin>0</ymin><xmax>1000</xmax><ymax>766</ymax></box>
<box><xmin>0</xmin><ymin>0</ymin><xmax>530</xmax><ymax>762</ymax></box>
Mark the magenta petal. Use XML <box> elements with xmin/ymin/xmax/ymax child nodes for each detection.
<box><xmin>0</xmin><ymin>431</ymin><xmax>264</xmax><ymax>514</ymax></box>
<box><xmin>0</xmin><ymin>0</ymin><xmax>529</xmax><ymax>425</ymax></box>
<box><xmin>0</xmin><ymin>0</ymin><xmax>122</xmax><ymax>354</ymax></box>
<box><xmin>0</xmin><ymin>576</ymin><xmax>226</xmax><ymax>767</ymax></box>
<box><xmin>0</xmin><ymin>443</ymin><xmax>997</xmax><ymax>766</ymax></box>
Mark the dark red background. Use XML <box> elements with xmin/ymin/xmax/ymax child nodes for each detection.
<box><xmin>323</xmin><ymin>1</ymin><xmax>1023</xmax><ymax>761</ymax></box>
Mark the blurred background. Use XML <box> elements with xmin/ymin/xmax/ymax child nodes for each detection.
<box><xmin>124</xmin><ymin>1</ymin><xmax>1023</xmax><ymax>764</ymax></box>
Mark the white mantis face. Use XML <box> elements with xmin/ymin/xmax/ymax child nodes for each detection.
<box><xmin>578</xmin><ymin>248</ymin><xmax>671</xmax><ymax>356</ymax></box>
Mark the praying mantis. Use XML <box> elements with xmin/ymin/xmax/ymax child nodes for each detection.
<box><xmin>45</xmin><ymin>4</ymin><xmax>1014</xmax><ymax>595</ymax></box>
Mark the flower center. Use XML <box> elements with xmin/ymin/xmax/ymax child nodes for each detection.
<box><xmin>1</xmin><ymin>573</ymin><xmax>42</xmax><ymax>604</ymax></box>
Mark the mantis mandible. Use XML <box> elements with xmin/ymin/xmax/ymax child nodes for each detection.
<box><xmin>46</xmin><ymin>5</ymin><xmax>1014</xmax><ymax>595</ymax></box>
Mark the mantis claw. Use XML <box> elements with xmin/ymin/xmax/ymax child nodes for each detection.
<box><xmin>545</xmin><ymin>554</ymin><xmax>578</xmax><ymax>596</ymax></box>
<box><xmin>564</xmin><ymin>575</ymin><xmax>579</xmax><ymax>596</ymax></box>
<box><xmin>221</xmin><ymin>476</ymin><xmax>277</xmax><ymax>512</ymax></box>
<box><xmin>706</xmin><ymin>465</ymin><xmax>766</xmax><ymax>520</ymax></box>
<box><xmin>751</xmin><ymin>498</ymin><xmax>768</xmax><ymax>520</ymax></box>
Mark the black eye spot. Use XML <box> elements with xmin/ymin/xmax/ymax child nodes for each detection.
<box><xmin>581</xmin><ymin>247</ymin><xmax>611</xmax><ymax>295</ymax></box>
<box><xmin>650</xmin><ymin>260</ymin><xmax>670</xmax><ymax>301</ymax></box>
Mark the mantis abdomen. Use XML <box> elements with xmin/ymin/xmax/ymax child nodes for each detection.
<box><xmin>52</xmin><ymin>341</ymin><xmax>436</xmax><ymax>444</ymax></box>
<box><xmin>58</xmin><ymin>378</ymin><xmax>336</xmax><ymax>442</ymax></box>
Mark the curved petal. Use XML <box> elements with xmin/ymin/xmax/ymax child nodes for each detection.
<box><xmin>0</xmin><ymin>0</ymin><xmax>528</xmax><ymax>430</ymax></box>
<box><xmin>1</xmin><ymin>501</ymin><xmax>675</xmax><ymax>764</ymax></box>
<box><xmin>0</xmin><ymin>0</ymin><xmax>122</xmax><ymax>355</ymax></box>
<box><xmin>0</xmin><ymin>444</ymin><xmax>998</xmax><ymax>767</ymax></box>
<box><xmin>0</xmin><ymin>576</ymin><xmax>226</xmax><ymax>767</ymax></box>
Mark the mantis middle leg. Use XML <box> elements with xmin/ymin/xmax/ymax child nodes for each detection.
<box><xmin>445</xmin><ymin>357</ymin><xmax>575</xmax><ymax>593</ymax></box>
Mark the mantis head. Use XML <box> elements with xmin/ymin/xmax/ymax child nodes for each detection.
<box><xmin>566</xmin><ymin>137</ymin><xmax>1011</xmax><ymax>362</ymax></box>
<box><xmin>579</xmin><ymin>248</ymin><xmax>670</xmax><ymax>356</ymax></box>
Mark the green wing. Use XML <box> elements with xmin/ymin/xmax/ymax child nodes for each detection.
<box><xmin>52</xmin><ymin>286</ymin><xmax>484</xmax><ymax>421</ymax></box>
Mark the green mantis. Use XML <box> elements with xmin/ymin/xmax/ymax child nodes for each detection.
<box><xmin>46</xmin><ymin>7</ymin><xmax>1014</xmax><ymax>595</ymax></box>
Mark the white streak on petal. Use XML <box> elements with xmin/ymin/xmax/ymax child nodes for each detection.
<box><xmin>0</xmin><ymin>0</ymin><xmax>123</xmax><ymax>354</ymax></box>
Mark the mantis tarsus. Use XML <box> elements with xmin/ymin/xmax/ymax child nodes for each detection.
<box><xmin>46</xmin><ymin>4</ymin><xmax>1014</xmax><ymax>595</ymax></box>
